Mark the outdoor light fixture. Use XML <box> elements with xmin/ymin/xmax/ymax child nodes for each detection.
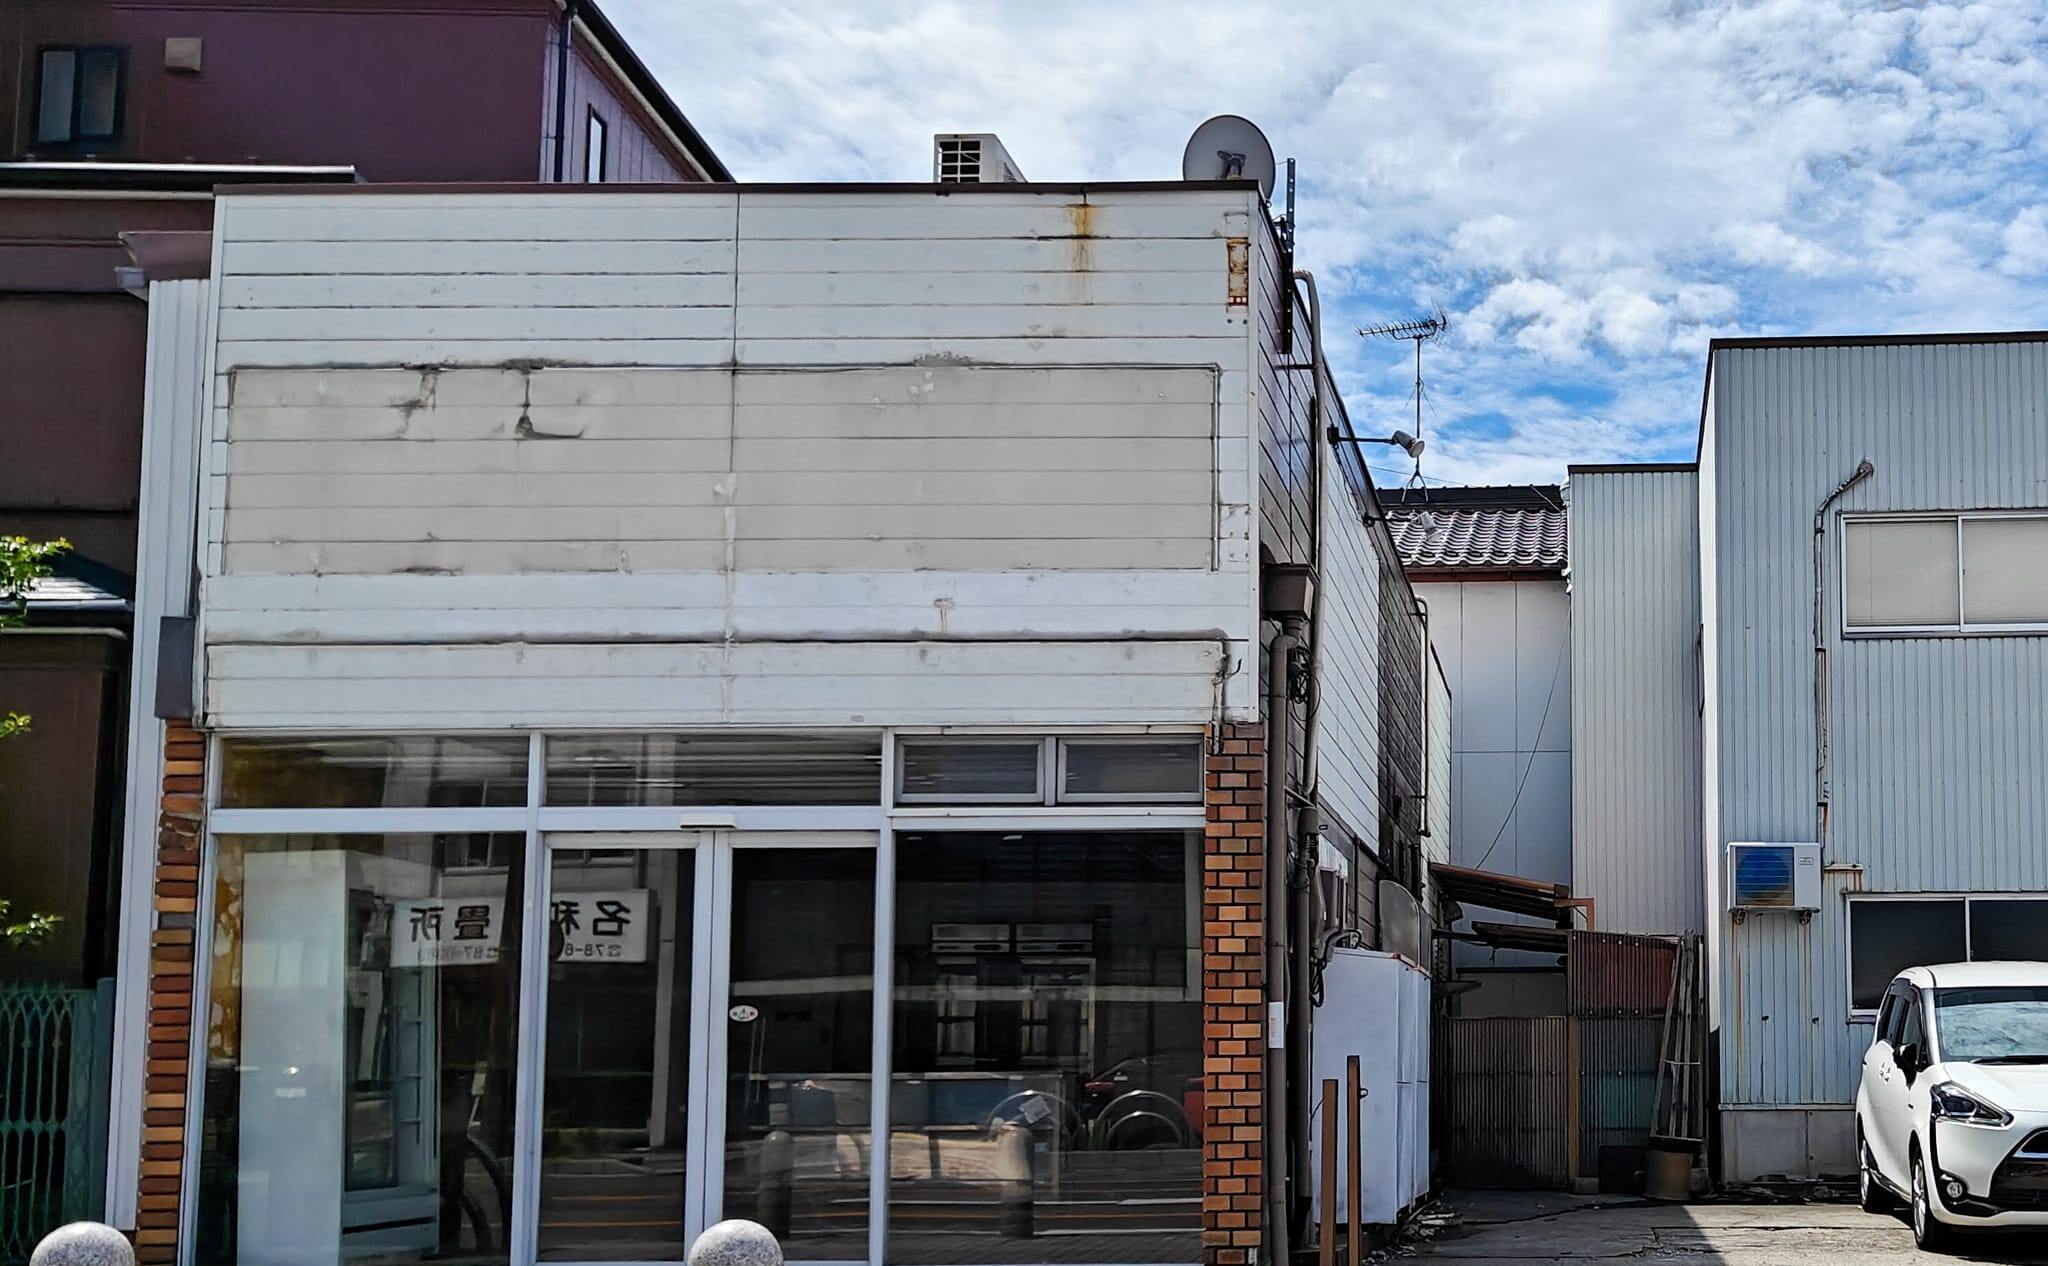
<box><xmin>1326</xmin><ymin>426</ymin><xmax>1425</xmax><ymax>459</ymax></box>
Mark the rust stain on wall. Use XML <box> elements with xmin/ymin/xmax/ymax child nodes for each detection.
<box><xmin>1226</xmin><ymin>237</ymin><xmax>1249</xmax><ymax>307</ymax></box>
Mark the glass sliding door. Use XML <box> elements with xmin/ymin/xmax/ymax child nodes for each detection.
<box><xmin>537</xmin><ymin>836</ymin><xmax>711</xmax><ymax>1261</ymax></box>
<box><xmin>714</xmin><ymin>837</ymin><xmax>876</xmax><ymax>1262</ymax></box>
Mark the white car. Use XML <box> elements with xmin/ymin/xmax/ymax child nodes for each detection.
<box><xmin>1855</xmin><ymin>962</ymin><xmax>2048</xmax><ymax>1252</ymax></box>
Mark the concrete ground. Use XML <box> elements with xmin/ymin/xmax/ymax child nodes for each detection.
<box><xmin>1393</xmin><ymin>1191</ymin><xmax>2048</xmax><ymax>1264</ymax></box>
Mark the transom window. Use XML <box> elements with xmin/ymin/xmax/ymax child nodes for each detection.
<box><xmin>895</xmin><ymin>735</ymin><xmax>1203</xmax><ymax>805</ymax></box>
<box><xmin>1848</xmin><ymin>894</ymin><xmax>2048</xmax><ymax>1012</ymax></box>
<box><xmin>1843</xmin><ymin>512</ymin><xmax>2048</xmax><ymax>634</ymax></box>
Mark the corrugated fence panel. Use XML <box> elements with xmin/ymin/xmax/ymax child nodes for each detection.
<box><xmin>1712</xmin><ymin>340</ymin><xmax>2048</xmax><ymax>1108</ymax></box>
<box><xmin>1434</xmin><ymin>1016</ymin><xmax>1570</xmax><ymax>1189</ymax></box>
<box><xmin>1567</xmin><ymin>467</ymin><xmax>1702</xmax><ymax>937</ymax></box>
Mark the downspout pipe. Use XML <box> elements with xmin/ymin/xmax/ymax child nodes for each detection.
<box><xmin>1263</xmin><ymin>624</ymin><xmax>1297</xmax><ymax>1266</ymax></box>
<box><xmin>551</xmin><ymin>0</ymin><xmax>577</xmax><ymax>183</ymax></box>
<box><xmin>1288</xmin><ymin>269</ymin><xmax>1328</xmax><ymax>1245</ymax></box>
<box><xmin>1813</xmin><ymin>458</ymin><xmax>1873</xmax><ymax>852</ymax></box>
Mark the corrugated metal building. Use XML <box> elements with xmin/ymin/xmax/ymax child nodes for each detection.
<box><xmin>1385</xmin><ymin>487</ymin><xmax>1571</xmax><ymax>1013</ymax></box>
<box><xmin>1566</xmin><ymin>465</ymin><xmax>1702</xmax><ymax>939</ymax></box>
<box><xmin>1702</xmin><ymin>333</ymin><xmax>2048</xmax><ymax>1180</ymax></box>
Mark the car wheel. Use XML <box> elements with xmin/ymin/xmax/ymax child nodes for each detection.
<box><xmin>1859</xmin><ymin>1134</ymin><xmax>1893</xmax><ymax>1214</ymax></box>
<box><xmin>1911</xmin><ymin>1146</ymin><xmax>1956</xmax><ymax>1253</ymax></box>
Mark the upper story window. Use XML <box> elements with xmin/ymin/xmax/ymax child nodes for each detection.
<box><xmin>1843</xmin><ymin>512</ymin><xmax>2048</xmax><ymax>635</ymax></box>
<box><xmin>585</xmin><ymin>108</ymin><xmax>609</xmax><ymax>182</ymax></box>
<box><xmin>36</xmin><ymin>47</ymin><xmax>124</xmax><ymax>148</ymax></box>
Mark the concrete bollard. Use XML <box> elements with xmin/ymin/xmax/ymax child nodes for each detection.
<box><xmin>689</xmin><ymin>1218</ymin><xmax>783</xmax><ymax>1266</ymax></box>
<box><xmin>30</xmin><ymin>1223</ymin><xmax>135</xmax><ymax>1266</ymax></box>
<box><xmin>994</xmin><ymin>1121</ymin><xmax>1034</xmax><ymax>1239</ymax></box>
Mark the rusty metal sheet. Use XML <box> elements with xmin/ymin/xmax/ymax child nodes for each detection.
<box><xmin>1567</xmin><ymin>929</ymin><xmax>1679</xmax><ymax>1017</ymax></box>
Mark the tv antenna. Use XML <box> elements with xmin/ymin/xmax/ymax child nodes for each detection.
<box><xmin>1357</xmin><ymin>307</ymin><xmax>1448</xmax><ymax>483</ymax></box>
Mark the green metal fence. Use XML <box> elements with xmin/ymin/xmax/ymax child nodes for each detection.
<box><xmin>0</xmin><ymin>983</ymin><xmax>114</xmax><ymax>1263</ymax></box>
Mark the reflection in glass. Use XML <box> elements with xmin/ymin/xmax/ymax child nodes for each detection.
<box><xmin>1967</xmin><ymin>899</ymin><xmax>2047</xmax><ymax>962</ymax></box>
<box><xmin>1059</xmin><ymin>740</ymin><xmax>1202</xmax><ymax>800</ymax></box>
<box><xmin>723</xmin><ymin>848</ymin><xmax>874</xmax><ymax>1260</ymax></box>
<box><xmin>219</xmin><ymin>737</ymin><xmax>529</xmax><ymax>810</ymax></box>
<box><xmin>1850</xmin><ymin>900</ymin><xmax>1967</xmax><ymax>1009</ymax></box>
<box><xmin>888</xmin><ymin>832</ymin><xmax>1201</xmax><ymax>1264</ymax></box>
<box><xmin>545</xmin><ymin>735</ymin><xmax>880</xmax><ymax>807</ymax></box>
<box><xmin>195</xmin><ymin>834</ymin><xmax>525</xmax><ymax>1266</ymax></box>
<box><xmin>897</xmin><ymin>742</ymin><xmax>1041</xmax><ymax>802</ymax></box>
<box><xmin>539</xmin><ymin>848</ymin><xmax>695</xmax><ymax>1260</ymax></box>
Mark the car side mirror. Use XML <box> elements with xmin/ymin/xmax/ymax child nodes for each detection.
<box><xmin>1895</xmin><ymin>1042</ymin><xmax>1924</xmax><ymax>1078</ymax></box>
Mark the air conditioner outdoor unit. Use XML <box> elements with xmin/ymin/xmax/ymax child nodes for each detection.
<box><xmin>933</xmin><ymin>133</ymin><xmax>1027</xmax><ymax>184</ymax></box>
<box><xmin>1726</xmin><ymin>842</ymin><xmax>1823</xmax><ymax>912</ymax></box>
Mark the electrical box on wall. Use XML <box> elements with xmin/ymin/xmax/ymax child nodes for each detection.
<box><xmin>1726</xmin><ymin>842</ymin><xmax>1822</xmax><ymax>912</ymax></box>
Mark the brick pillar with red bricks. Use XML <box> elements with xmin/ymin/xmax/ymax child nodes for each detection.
<box><xmin>134</xmin><ymin>721</ymin><xmax>205</xmax><ymax>1263</ymax></box>
<box><xmin>1202</xmin><ymin>722</ymin><xmax>1265</xmax><ymax>1266</ymax></box>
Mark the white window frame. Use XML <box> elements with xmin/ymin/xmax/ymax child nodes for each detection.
<box><xmin>1844</xmin><ymin>891</ymin><xmax>2048</xmax><ymax>1019</ymax></box>
<box><xmin>1841</xmin><ymin>510</ymin><xmax>2048</xmax><ymax>638</ymax></box>
<box><xmin>180</xmin><ymin>726</ymin><xmax>1207</xmax><ymax>1266</ymax></box>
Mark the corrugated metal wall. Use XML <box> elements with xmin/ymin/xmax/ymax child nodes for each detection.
<box><xmin>1710</xmin><ymin>339</ymin><xmax>2048</xmax><ymax>1108</ymax></box>
<box><xmin>1568</xmin><ymin>468</ymin><xmax>1702</xmax><ymax>936</ymax></box>
<box><xmin>1434</xmin><ymin>1017</ymin><xmax>1570</xmax><ymax>1189</ymax></box>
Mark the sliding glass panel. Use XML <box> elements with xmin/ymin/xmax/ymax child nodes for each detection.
<box><xmin>1844</xmin><ymin>518</ymin><xmax>1959</xmax><ymax>628</ymax></box>
<box><xmin>721</xmin><ymin>848</ymin><xmax>875</xmax><ymax>1259</ymax></box>
<box><xmin>1967</xmin><ymin>898</ymin><xmax>2046</xmax><ymax>961</ymax></box>
<box><xmin>887</xmin><ymin>831</ymin><xmax>1202</xmax><ymax>1264</ymax></box>
<box><xmin>195</xmin><ymin>833</ymin><xmax>525</xmax><ymax>1266</ymax></box>
<box><xmin>896</xmin><ymin>741</ymin><xmax>1042</xmax><ymax>803</ymax></box>
<box><xmin>1962</xmin><ymin>518</ymin><xmax>2048</xmax><ymax>624</ymax></box>
<box><xmin>219</xmin><ymin>736</ymin><xmax>529</xmax><ymax>809</ymax></box>
<box><xmin>545</xmin><ymin>734</ymin><xmax>881</xmax><ymax>806</ymax></box>
<box><xmin>1059</xmin><ymin>739</ymin><xmax>1203</xmax><ymax>801</ymax></box>
<box><xmin>1849</xmin><ymin>899</ymin><xmax>1966</xmax><ymax>1010</ymax></box>
<box><xmin>538</xmin><ymin>846</ymin><xmax>697</xmax><ymax>1260</ymax></box>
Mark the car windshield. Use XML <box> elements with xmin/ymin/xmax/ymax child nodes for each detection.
<box><xmin>1935</xmin><ymin>986</ymin><xmax>2048</xmax><ymax>1063</ymax></box>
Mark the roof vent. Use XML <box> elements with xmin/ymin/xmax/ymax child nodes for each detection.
<box><xmin>933</xmin><ymin>133</ymin><xmax>1026</xmax><ymax>184</ymax></box>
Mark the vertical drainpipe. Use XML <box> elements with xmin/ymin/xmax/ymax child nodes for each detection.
<box><xmin>552</xmin><ymin>0</ymin><xmax>576</xmax><ymax>183</ymax></box>
<box><xmin>1263</xmin><ymin>625</ymin><xmax>1296</xmax><ymax>1266</ymax></box>
<box><xmin>1812</xmin><ymin>458</ymin><xmax>1872</xmax><ymax>853</ymax></box>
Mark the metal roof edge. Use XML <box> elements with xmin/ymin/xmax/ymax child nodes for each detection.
<box><xmin>207</xmin><ymin>178</ymin><xmax>1266</xmax><ymax>196</ymax></box>
<box><xmin>1566</xmin><ymin>461</ymin><xmax>1698</xmax><ymax>475</ymax></box>
<box><xmin>1708</xmin><ymin>329</ymin><xmax>2048</xmax><ymax>351</ymax></box>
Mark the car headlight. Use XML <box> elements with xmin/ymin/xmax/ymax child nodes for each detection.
<box><xmin>1931</xmin><ymin>1082</ymin><xmax>2013</xmax><ymax>1128</ymax></box>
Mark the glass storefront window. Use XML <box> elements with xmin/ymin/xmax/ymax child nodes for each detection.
<box><xmin>196</xmin><ymin>833</ymin><xmax>526</xmax><ymax>1266</ymax></box>
<box><xmin>545</xmin><ymin>735</ymin><xmax>881</xmax><ymax>806</ymax></box>
<box><xmin>886</xmin><ymin>831</ymin><xmax>1201</xmax><ymax>1264</ymax></box>
<box><xmin>219</xmin><ymin>737</ymin><xmax>529</xmax><ymax>810</ymax></box>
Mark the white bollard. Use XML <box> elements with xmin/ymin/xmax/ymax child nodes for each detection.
<box><xmin>688</xmin><ymin>1218</ymin><xmax>783</xmax><ymax>1266</ymax></box>
<box><xmin>30</xmin><ymin>1223</ymin><xmax>135</xmax><ymax>1266</ymax></box>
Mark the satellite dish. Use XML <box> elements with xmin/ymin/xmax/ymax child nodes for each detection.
<box><xmin>1181</xmin><ymin>115</ymin><xmax>1277</xmax><ymax>198</ymax></box>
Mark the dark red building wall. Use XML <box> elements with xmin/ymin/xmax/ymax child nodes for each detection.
<box><xmin>3</xmin><ymin>0</ymin><xmax>557</xmax><ymax>181</ymax></box>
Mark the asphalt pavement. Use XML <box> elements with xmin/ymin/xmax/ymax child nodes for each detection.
<box><xmin>1392</xmin><ymin>1190</ymin><xmax>2048</xmax><ymax>1264</ymax></box>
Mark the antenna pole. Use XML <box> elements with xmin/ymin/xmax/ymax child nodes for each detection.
<box><xmin>1355</xmin><ymin>309</ymin><xmax>1449</xmax><ymax>484</ymax></box>
<box><xmin>1414</xmin><ymin>336</ymin><xmax>1423</xmax><ymax>448</ymax></box>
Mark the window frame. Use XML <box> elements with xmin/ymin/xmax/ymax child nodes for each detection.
<box><xmin>1841</xmin><ymin>509</ymin><xmax>2048</xmax><ymax>638</ymax></box>
<box><xmin>894</xmin><ymin>736</ymin><xmax>1050</xmax><ymax>805</ymax></box>
<box><xmin>585</xmin><ymin>106</ymin><xmax>609</xmax><ymax>183</ymax></box>
<box><xmin>1845</xmin><ymin>892</ymin><xmax>2048</xmax><ymax>1020</ymax></box>
<box><xmin>34</xmin><ymin>45</ymin><xmax>125</xmax><ymax>149</ymax></box>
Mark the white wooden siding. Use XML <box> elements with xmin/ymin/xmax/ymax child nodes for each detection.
<box><xmin>205</xmin><ymin>639</ymin><xmax>1230</xmax><ymax>730</ymax></box>
<box><xmin>217</xmin><ymin>364</ymin><xmax>1218</xmax><ymax>574</ymax></box>
<box><xmin>197</xmin><ymin>187</ymin><xmax>1262</xmax><ymax>728</ymax></box>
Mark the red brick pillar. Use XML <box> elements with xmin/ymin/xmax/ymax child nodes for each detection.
<box><xmin>134</xmin><ymin>721</ymin><xmax>204</xmax><ymax>1263</ymax></box>
<box><xmin>1202</xmin><ymin>722</ymin><xmax>1264</xmax><ymax>1266</ymax></box>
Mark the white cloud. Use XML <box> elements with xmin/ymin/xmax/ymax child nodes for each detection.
<box><xmin>608</xmin><ymin>0</ymin><xmax>2048</xmax><ymax>483</ymax></box>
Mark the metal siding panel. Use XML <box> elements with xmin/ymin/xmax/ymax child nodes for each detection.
<box><xmin>1434</xmin><ymin>1016</ymin><xmax>1571</xmax><ymax>1189</ymax></box>
<box><xmin>1712</xmin><ymin>340</ymin><xmax>2048</xmax><ymax>1109</ymax></box>
<box><xmin>1568</xmin><ymin>469</ymin><xmax>1702</xmax><ymax>938</ymax></box>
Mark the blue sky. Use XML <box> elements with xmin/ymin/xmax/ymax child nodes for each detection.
<box><xmin>610</xmin><ymin>0</ymin><xmax>2048</xmax><ymax>485</ymax></box>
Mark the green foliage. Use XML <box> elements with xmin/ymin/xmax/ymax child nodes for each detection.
<box><xmin>0</xmin><ymin>535</ymin><xmax>70</xmax><ymax>947</ymax></box>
